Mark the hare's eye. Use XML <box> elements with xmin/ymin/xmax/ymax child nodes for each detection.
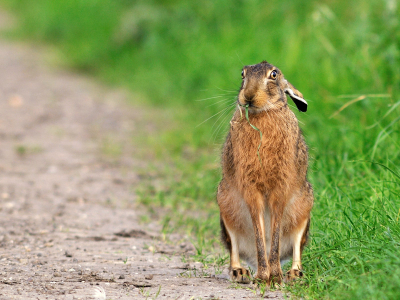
<box><xmin>270</xmin><ymin>70</ymin><xmax>277</xmax><ymax>79</ymax></box>
<box><xmin>241</xmin><ymin>70</ymin><xmax>245</xmax><ymax>79</ymax></box>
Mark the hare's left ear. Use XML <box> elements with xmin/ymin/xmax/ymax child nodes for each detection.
<box><xmin>284</xmin><ymin>80</ymin><xmax>308</xmax><ymax>112</ymax></box>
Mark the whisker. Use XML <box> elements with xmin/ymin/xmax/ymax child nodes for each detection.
<box><xmin>212</xmin><ymin>103</ymin><xmax>235</xmax><ymax>128</ymax></box>
<box><xmin>235</xmin><ymin>50</ymin><xmax>244</xmax><ymax>66</ymax></box>
<box><xmin>211</xmin><ymin>117</ymin><xmax>231</xmax><ymax>145</ymax></box>
<box><xmin>206</xmin><ymin>97</ymin><xmax>237</xmax><ymax>108</ymax></box>
<box><xmin>211</xmin><ymin>105</ymin><xmax>236</xmax><ymax>144</ymax></box>
<box><xmin>196</xmin><ymin>104</ymin><xmax>235</xmax><ymax>128</ymax></box>
<box><xmin>212</xmin><ymin>85</ymin><xmax>238</xmax><ymax>94</ymax></box>
<box><xmin>211</xmin><ymin>109</ymin><xmax>234</xmax><ymax>137</ymax></box>
<box><xmin>211</xmin><ymin>102</ymin><xmax>236</xmax><ymax>129</ymax></box>
<box><xmin>195</xmin><ymin>94</ymin><xmax>230</xmax><ymax>102</ymax></box>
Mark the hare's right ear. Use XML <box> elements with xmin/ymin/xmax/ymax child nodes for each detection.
<box><xmin>284</xmin><ymin>80</ymin><xmax>308</xmax><ymax>112</ymax></box>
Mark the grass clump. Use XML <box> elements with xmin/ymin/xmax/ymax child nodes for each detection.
<box><xmin>1</xmin><ymin>0</ymin><xmax>400</xmax><ymax>299</ymax></box>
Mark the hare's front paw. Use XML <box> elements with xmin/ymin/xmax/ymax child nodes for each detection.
<box><xmin>269</xmin><ymin>270</ymin><xmax>283</xmax><ymax>285</ymax></box>
<box><xmin>284</xmin><ymin>269</ymin><xmax>303</xmax><ymax>283</ymax></box>
<box><xmin>230</xmin><ymin>267</ymin><xmax>251</xmax><ymax>284</ymax></box>
<box><xmin>253</xmin><ymin>270</ymin><xmax>269</xmax><ymax>285</ymax></box>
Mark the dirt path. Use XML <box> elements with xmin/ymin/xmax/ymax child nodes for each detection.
<box><xmin>0</xmin><ymin>12</ymin><xmax>283</xmax><ymax>300</ymax></box>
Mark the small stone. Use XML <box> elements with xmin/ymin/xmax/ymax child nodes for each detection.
<box><xmin>65</xmin><ymin>251</ymin><xmax>73</xmax><ymax>257</ymax></box>
<box><xmin>119</xmin><ymin>274</ymin><xmax>125</xmax><ymax>279</ymax></box>
<box><xmin>53</xmin><ymin>272</ymin><xmax>61</xmax><ymax>277</ymax></box>
<box><xmin>145</xmin><ymin>274</ymin><xmax>154</xmax><ymax>280</ymax></box>
<box><xmin>8</xmin><ymin>95</ymin><xmax>24</xmax><ymax>107</ymax></box>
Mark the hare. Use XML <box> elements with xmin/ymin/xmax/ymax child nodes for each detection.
<box><xmin>217</xmin><ymin>61</ymin><xmax>314</xmax><ymax>285</ymax></box>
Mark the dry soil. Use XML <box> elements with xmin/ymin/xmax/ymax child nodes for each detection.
<box><xmin>0</xmin><ymin>10</ymin><xmax>283</xmax><ymax>300</ymax></box>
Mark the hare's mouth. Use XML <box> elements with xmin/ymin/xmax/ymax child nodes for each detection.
<box><xmin>238</xmin><ymin>93</ymin><xmax>272</xmax><ymax>113</ymax></box>
<box><xmin>238</xmin><ymin>101</ymin><xmax>264</xmax><ymax>114</ymax></box>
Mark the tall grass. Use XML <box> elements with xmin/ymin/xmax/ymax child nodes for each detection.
<box><xmin>2</xmin><ymin>0</ymin><xmax>400</xmax><ymax>298</ymax></box>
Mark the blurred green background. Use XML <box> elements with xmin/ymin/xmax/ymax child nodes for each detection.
<box><xmin>1</xmin><ymin>0</ymin><xmax>400</xmax><ymax>299</ymax></box>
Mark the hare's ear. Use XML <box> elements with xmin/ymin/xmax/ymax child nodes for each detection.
<box><xmin>284</xmin><ymin>80</ymin><xmax>308</xmax><ymax>112</ymax></box>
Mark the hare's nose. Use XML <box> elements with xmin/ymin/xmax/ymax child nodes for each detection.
<box><xmin>244</xmin><ymin>92</ymin><xmax>254</xmax><ymax>104</ymax></box>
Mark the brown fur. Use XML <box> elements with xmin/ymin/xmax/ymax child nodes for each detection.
<box><xmin>217</xmin><ymin>61</ymin><xmax>314</xmax><ymax>285</ymax></box>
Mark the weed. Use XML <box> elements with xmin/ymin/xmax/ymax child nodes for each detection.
<box><xmin>14</xmin><ymin>144</ymin><xmax>43</xmax><ymax>156</ymax></box>
<box><xmin>178</xmin><ymin>267</ymin><xmax>211</xmax><ymax>279</ymax></box>
<box><xmin>15</xmin><ymin>145</ymin><xmax>26</xmax><ymax>156</ymax></box>
<box><xmin>139</xmin><ymin>285</ymin><xmax>161</xmax><ymax>300</ymax></box>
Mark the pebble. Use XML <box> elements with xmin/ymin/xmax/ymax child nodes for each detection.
<box><xmin>119</xmin><ymin>274</ymin><xmax>125</xmax><ymax>279</ymax></box>
<box><xmin>145</xmin><ymin>274</ymin><xmax>154</xmax><ymax>280</ymax></box>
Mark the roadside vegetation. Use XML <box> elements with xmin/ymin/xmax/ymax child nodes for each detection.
<box><xmin>1</xmin><ymin>0</ymin><xmax>399</xmax><ymax>298</ymax></box>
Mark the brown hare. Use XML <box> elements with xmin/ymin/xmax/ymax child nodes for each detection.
<box><xmin>217</xmin><ymin>61</ymin><xmax>314</xmax><ymax>285</ymax></box>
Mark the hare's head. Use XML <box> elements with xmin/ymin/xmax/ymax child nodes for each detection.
<box><xmin>238</xmin><ymin>61</ymin><xmax>307</xmax><ymax>113</ymax></box>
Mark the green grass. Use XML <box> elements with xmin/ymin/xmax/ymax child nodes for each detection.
<box><xmin>1</xmin><ymin>0</ymin><xmax>400</xmax><ymax>299</ymax></box>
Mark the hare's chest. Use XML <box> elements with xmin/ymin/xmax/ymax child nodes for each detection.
<box><xmin>230</xmin><ymin>128</ymin><xmax>295</xmax><ymax>188</ymax></box>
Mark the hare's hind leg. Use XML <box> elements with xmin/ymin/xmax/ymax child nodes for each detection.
<box><xmin>218</xmin><ymin>181</ymin><xmax>251</xmax><ymax>284</ymax></box>
<box><xmin>285</xmin><ymin>183</ymin><xmax>313</xmax><ymax>282</ymax></box>
<box><xmin>284</xmin><ymin>217</ymin><xmax>310</xmax><ymax>282</ymax></box>
<box><xmin>220</xmin><ymin>216</ymin><xmax>251</xmax><ymax>283</ymax></box>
